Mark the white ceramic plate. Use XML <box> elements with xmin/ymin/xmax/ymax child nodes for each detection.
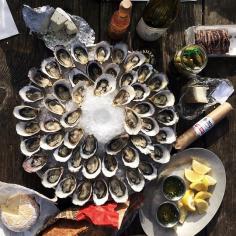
<box><xmin>139</xmin><ymin>148</ymin><xmax>226</xmax><ymax>236</ymax></box>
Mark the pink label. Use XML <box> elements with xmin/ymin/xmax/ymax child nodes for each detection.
<box><xmin>193</xmin><ymin>117</ymin><xmax>215</xmax><ymax>136</ymax></box>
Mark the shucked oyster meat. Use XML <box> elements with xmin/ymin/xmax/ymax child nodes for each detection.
<box><xmin>80</xmin><ymin>135</ymin><xmax>98</xmax><ymax>159</ymax></box>
<box><xmin>72</xmin><ymin>181</ymin><xmax>92</xmax><ymax>206</ymax></box>
<box><xmin>113</xmin><ymin>86</ymin><xmax>135</xmax><ymax>106</ymax></box>
<box><xmin>87</xmin><ymin>61</ymin><xmax>103</xmax><ymax>81</ymax></box>
<box><xmin>94</xmin><ymin>75</ymin><xmax>116</xmax><ymax>96</ymax></box>
<box><xmin>106</xmin><ymin>133</ymin><xmax>129</xmax><ymax>155</ymax></box>
<box><xmin>28</xmin><ymin>67</ymin><xmax>52</xmax><ymax>88</ymax></box>
<box><xmin>45</xmin><ymin>97</ymin><xmax>65</xmax><ymax>115</ymax></box>
<box><xmin>112</xmin><ymin>42</ymin><xmax>128</xmax><ymax>64</ymax></box>
<box><xmin>82</xmin><ymin>155</ymin><xmax>101</xmax><ymax>179</ymax></box>
<box><xmin>71</xmin><ymin>43</ymin><xmax>89</xmax><ymax>64</ymax></box>
<box><xmin>93</xmin><ymin>179</ymin><xmax>108</xmax><ymax>205</ymax></box>
<box><xmin>124</xmin><ymin>108</ymin><xmax>142</xmax><ymax>135</ymax></box>
<box><xmin>53</xmin><ymin>81</ymin><xmax>71</xmax><ymax>102</ymax></box>
<box><xmin>95</xmin><ymin>41</ymin><xmax>111</xmax><ymax>63</ymax></box>
<box><xmin>41</xmin><ymin>57</ymin><xmax>61</xmax><ymax>79</ymax></box>
<box><xmin>23</xmin><ymin>153</ymin><xmax>48</xmax><ymax>173</ymax></box>
<box><xmin>102</xmin><ymin>154</ymin><xmax>118</xmax><ymax>177</ymax></box>
<box><xmin>42</xmin><ymin>167</ymin><xmax>64</xmax><ymax>188</ymax></box>
<box><xmin>54</xmin><ymin>45</ymin><xmax>74</xmax><ymax>68</ymax></box>
<box><xmin>109</xmin><ymin>176</ymin><xmax>128</xmax><ymax>203</ymax></box>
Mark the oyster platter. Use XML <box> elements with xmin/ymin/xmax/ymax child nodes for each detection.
<box><xmin>14</xmin><ymin>41</ymin><xmax>178</xmax><ymax>206</ymax></box>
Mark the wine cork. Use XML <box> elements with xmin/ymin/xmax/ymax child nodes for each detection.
<box><xmin>175</xmin><ymin>102</ymin><xmax>233</xmax><ymax>150</ymax></box>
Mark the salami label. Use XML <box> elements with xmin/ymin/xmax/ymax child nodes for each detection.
<box><xmin>193</xmin><ymin>117</ymin><xmax>215</xmax><ymax>136</ymax></box>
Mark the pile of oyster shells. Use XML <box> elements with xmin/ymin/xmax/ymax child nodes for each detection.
<box><xmin>14</xmin><ymin>41</ymin><xmax>178</xmax><ymax>206</ymax></box>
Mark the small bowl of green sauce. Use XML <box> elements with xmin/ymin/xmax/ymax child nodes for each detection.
<box><xmin>156</xmin><ymin>201</ymin><xmax>180</xmax><ymax>228</ymax></box>
<box><xmin>162</xmin><ymin>175</ymin><xmax>186</xmax><ymax>201</ymax></box>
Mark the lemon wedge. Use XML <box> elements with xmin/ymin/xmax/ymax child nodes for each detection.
<box><xmin>190</xmin><ymin>181</ymin><xmax>208</xmax><ymax>192</ymax></box>
<box><xmin>181</xmin><ymin>190</ymin><xmax>196</xmax><ymax>212</ymax></box>
<box><xmin>194</xmin><ymin>191</ymin><xmax>212</xmax><ymax>200</ymax></box>
<box><xmin>184</xmin><ymin>169</ymin><xmax>204</xmax><ymax>183</ymax></box>
<box><xmin>179</xmin><ymin>206</ymin><xmax>188</xmax><ymax>224</ymax></box>
<box><xmin>192</xmin><ymin>160</ymin><xmax>211</xmax><ymax>175</ymax></box>
<box><xmin>194</xmin><ymin>199</ymin><xmax>209</xmax><ymax>214</ymax></box>
<box><xmin>203</xmin><ymin>175</ymin><xmax>217</xmax><ymax>186</ymax></box>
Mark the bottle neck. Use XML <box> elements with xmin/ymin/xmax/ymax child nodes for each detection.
<box><xmin>118</xmin><ymin>0</ymin><xmax>132</xmax><ymax>18</ymax></box>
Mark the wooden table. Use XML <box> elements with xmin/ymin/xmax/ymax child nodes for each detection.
<box><xmin>0</xmin><ymin>0</ymin><xmax>235</xmax><ymax>235</ymax></box>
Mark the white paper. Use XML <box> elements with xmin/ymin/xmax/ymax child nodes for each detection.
<box><xmin>0</xmin><ymin>0</ymin><xmax>19</xmax><ymax>40</ymax></box>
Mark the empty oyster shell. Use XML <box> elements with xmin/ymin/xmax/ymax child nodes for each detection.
<box><xmin>93</xmin><ymin>179</ymin><xmax>109</xmax><ymax>206</ymax></box>
<box><xmin>54</xmin><ymin>45</ymin><xmax>74</xmax><ymax>68</ymax></box>
<box><xmin>80</xmin><ymin>135</ymin><xmax>98</xmax><ymax>159</ymax></box>
<box><xmin>141</xmin><ymin>117</ymin><xmax>159</xmax><ymax>136</ymax></box>
<box><xmin>157</xmin><ymin>108</ymin><xmax>179</xmax><ymax>126</ymax></box>
<box><xmin>106</xmin><ymin>133</ymin><xmax>129</xmax><ymax>155</ymax></box>
<box><xmin>53</xmin><ymin>144</ymin><xmax>72</xmax><ymax>162</ymax></box>
<box><xmin>28</xmin><ymin>67</ymin><xmax>52</xmax><ymax>88</ymax></box>
<box><xmin>72</xmin><ymin>180</ymin><xmax>92</xmax><ymax>206</ymax></box>
<box><xmin>126</xmin><ymin>168</ymin><xmax>145</xmax><ymax>192</ymax></box>
<box><xmin>60</xmin><ymin>108</ymin><xmax>82</xmax><ymax>128</ymax></box>
<box><xmin>44</xmin><ymin>95</ymin><xmax>66</xmax><ymax>115</ymax></box>
<box><xmin>16</xmin><ymin>121</ymin><xmax>40</xmax><ymax>137</ymax></box>
<box><xmin>19</xmin><ymin>85</ymin><xmax>44</xmax><ymax>103</ymax></box>
<box><xmin>132</xmin><ymin>102</ymin><xmax>155</xmax><ymax>118</ymax></box>
<box><xmin>109</xmin><ymin>176</ymin><xmax>128</xmax><ymax>203</ymax></box>
<box><xmin>41</xmin><ymin>57</ymin><xmax>61</xmax><ymax>79</ymax></box>
<box><xmin>104</xmin><ymin>63</ymin><xmax>120</xmax><ymax>78</ymax></box>
<box><xmin>71</xmin><ymin>42</ymin><xmax>89</xmax><ymax>64</ymax></box>
<box><xmin>53</xmin><ymin>80</ymin><xmax>72</xmax><ymax>102</ymax></box>
<box><xmin>122</xmin><ymin>146</ymin><xmax>140</xmax><ymax>168</ymax></box>
<box><xmin>113</xmin><ymin>86</ymin><xmax>135</xmax><ymax>106</ymax></box>
<box><xmin>69</xmin><ymin>68</ymin><xmax>93</xmax><ymax>87</ymax></box>
<box><xmin>71</xmin><ymin>81</ymin><xmax>87</xmax><ymax>105</ymax></box>
<box><xmin>124</xmin><ymin>108</ymin><xmax>142</xmax><ymax>135</ymax></box>
<box><xmin>112</xmin><ymin>42</ymin><xmax>128</xmax><ymax>64</ymax></box>
<box><xmin>132</xmin><ymin>83</ymin><xmax>150</xmax><ymax>101</ymax></box>
<box><xmin>137</xmin><ymin>63</ymin><xmax>153</xmax><ymax>83</ymax></box>
<box><xmin>156</xmin><ymin>127</ymin><xmax>176</xmax><ymax>144</ymax></box>
<box><xmin>40</xmin><ymin>132</ymin><xmax>64</xmax><ymax>150</ymax></box>
<box><xmin>82</xmin><ymin>155</ymin><xmax>101</xmax><ymax>179</ymax></box>
<box><xmin>138</xmin><ymin>162</ymin><xmax>157</xmax><ymax>181</ymax></box>
<box><xmin>149</xmin><ymin>90</ymin><xmax>175</xmax><ymax>108</ymax></box>
<box><xmin>94</xmin><ymin>74</ymin><xmax>116</xmax><ymax>96</ymax></box>
<box><xmin>119</xmin><ymin>70</ymin><xmax>138</xmax><ymax>87</ymax></box>
<box><xmin>13</xmin><ymin>105</ymin><xmax>39</xmax><ymax>121</ymax></box>
<box><xmin>150</xmin><ymin>144</ymin><xmax>170</xmax><ymax>164</ymax></box>
<box><xmin>55</xmin><ymin>175</ymin><xmax>76</xmax><ymax>198</ymax></box>
<box><xmin>22</xmin><ymin>153</ymin><xmax>48</xmax><ymax>173</ymax></box>
<box><xmin>87</xmin><ymin>61</ymin><xmax>103</xmax><ymax>81</ymax></box>
<box><xmin>41</xmin><ymin>167</ymin><xmax>64</xmax><ymax>188</ymax></box>
<box><xmin>130</xmin><ymin>133</ymin><xmax>153</xmax><ymax>154</ymax></box>
<box><xmin>68</xmin><ymin>148</ymin><xmax>82</xmax><ymax>173</ymax></box>
<box><xmin>64</xmin><ymin>128</ymin><xmax>84</xmax><ymax>149</ymax></box>
<box><xmin>146</xmin><ymin>72</ymin><xmax>168</xmax><ymax>92</ymax></box>
<box><xmin>20</xmin><ymin>136</ymin><xmax>40</xmax><ymax>156</ymax></box>
<box><xmin>102</xmin><ymin>154</ymin><xmax>118</xmax><ymax>177</ymax></box>
<box><xmin>124</xmin><ymin>51</ymin><xmax>145</xmax><ymax>71</ymax></box>
<box><xmin>40</xmin><ymin>118</ymin><xmax>62</xmax><ymax>133</ymax></box>
<box><xmin>94</xmin><ymin>41</ymin><xmax>111</xmax><ymax>63</ymax></box>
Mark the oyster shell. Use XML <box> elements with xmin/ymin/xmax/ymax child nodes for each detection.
<box><xmin>68</xmin><ymin>148</ymin><xmax>82</xmax><ymax>173</ymax></box>
<box><xmin>41</xmin><ymin>57</ymin><xmax>61</xmax><ymax>79</ymax></box>
<box><xmin>132</xmin><ymin>102</ymin><xmax>155</xmax><ymax>118</ymax></box>
<box><xmin>44</xmin><ymin>95</ymin><xmax>65</xmax><ymax>115</ymax></box>
<box><xmin>72</xmin><ymin>180</ymin><xmax>92</xmax><ymax>206</ymax></box>
<box><xmin>106</xmin><ymin>133</ymin><xmax>129</xmax><ymax>155</ymax></box>
<box><xmin>146</xmin><ymin>72</ymin><xmax>168</xmax><ymax>92</ymax></box>
<box><xmin>55</xmin><ymin>175</ymin><xmax>76</xmax><ymax>198</ymax></box>
<box><xmin>22</xmin><ymin>153</ymin><xmax>48</xmax><ymax>173</ymax></box>
<box><xmin>102</xmin><ymin>154</ymin><xmax>118</xmax><ymax>178</ymax></box>
<box><xmin>109</xmin><ymin>177</ymin><xmax>128</xmax><ymax>203</ymax></box>
<box><xmin>71</xmin><ymin>81</ymin><xmax>87</xmax><ymax>105</ymax></box>
<box><xmin>94</xmin><ymin>74</ymin><xmax>116</xmax><ymax>96</ymax></box>
<box><xmin>122</xmin><ymin>146</ymin><xmax>140</xmax><ymax>168</ymax></box>
<box><xmin>87</xmin><ymin>61</ymin><xmax>103</xmax><ymax>81</ymax></box>
<box><xmin>41</xmin><ymin>167</ymin><xmax>64</xmax><ymax>188</ymax></box>
<box><xmin>19</xmin><ymin>85</ymin><xmax>44</xmax><ymax>103</ymax></box>
<box><xmin>54</xmin><ymin>45</ymin><xmax>74</xmax><ymax>68</ymax></box>
<box><xmin>156</xmin><ymin>108</ymin><xmax>179</xmax><ymax>126</ymax></box>
<box><xmin>126</xmin><ymin>168</ymin><xmax>145</xmax><ymax>192</ymax></box>
<box><xmin>64</xmin><ymin>128</ymin><xmax>84</xmax><ymax>149</ymax></box>
<box><xmin>28</xmin><ymin>67</ymin><xmax>52</xmax><ymax>88</ymax></box>
<box><xmin>156</xmin><ymin>127</ymin><xmax>176</xmax><ymax>144</ymax></box>
<box><xmin>13</xmin><ymin>105</ymin><xmax>39</xmax><ymax>121</ymax></box>
<box><xmin>137</xmin><ymin>63</ymin><xmax>153</xmax><ymax>83</ymax></box>
<box><xmin>40</xmin><ymin>118</ymin><xmax>61</xmax><ymax>133</ymax></box>
<box><xmin>82</xmin><ymin>155</ymin><xmax>101</xmax><ymax>179</ymax></box>
<box><xmin>104</xmin><ymin>63</ymin><xmax>120</xmax><ymax>78</ymax></box>
<box><xmin>71</xmin><ymin>42</ymin><xmax>89</xmax><ymax>64</ymax></box>
<box><xmin>149</xmin><ymin>90</ymin><xmax>175</xmax><ymax>108</ymax></box>
<box><xmin>16</xmin><ymin>121</ymin><xmax>40</xmax><ymax>137</ymax></box>
<box><xmin>112</xmin><ymin>42</ymin><xmax>128</xmax><ymax>64</ymax></box>
<box><xmin>53</xmin><ymin>144</ymin><xmax>72</xmax><ymax>162</ymax></box>
<box><xmin>130</xmin><ymin>133</ymin><xmax>153</xmax><ymax>154</ymax></box>
<box><xmin>40</xmin><ymin>132</ymin><xmax>64</xmax><ymax>150</ymax></box>
<box><xmin>150</xmin><ymin>144</ymin><xmax>170</xmax><ymax>164</ymax></box>
<box><xmin>69</xmin><ymin>68</ymin><xmax>93</xmax><ymax>87</ymax></box>
<box><xmin>138</xmin><ymin>162</ymin><xmax>157</xmax><ymax>181</ymax></box>
<box><xmin>94</xmin><ymin>41</ymin><xmax>111</xmax><ymax>63</ymax></box>
<box><xmin>20</xmin><ymin>136</ymin><xmax>40</xmax><ymax>156</ymax></box>
<box><xmin>53</xmin><ymin>80</ymin><xmax>72</xmax><ymax>102</ymax></box>
<box><xmin>124</xmin><ymin>108</ymin><xmax>142</xmax><ymax>135</ymax></box>
<box><xmin>113</xmin><ymin>86</ymin><xmax>135</xmax><ymax>106</ymax></box>
<box><xmin>60</xmin><ymin>108</ymin><xmax>82</xmax><ymax>128</ymax></box>
<box><xmin>93</xmin><ymin>179</ymin><xmax>109</xmax><ymax>206</ymax></box>
<box><xmin>119</xmin><ymin>70</ymin><xmax>138</xmax><ymax>87</ymax></box>
<box><xmin>80</xmin><ymin>135</ymin><xmax>98</xmax><ymax>159</ymax></box>
<box><xmin>132</xmin><ymin>83</ymin><xmax>150</xmax><ymax>101</ymax></box>
<box><xmin>141</xmin><ymin>117</ymin><xmax>159</xmax><ymax>136</ymax></box>
<box><xmin>124</xmin><ymin>51</ymin><xmax>145</xmax><ymax>71</ymax></box>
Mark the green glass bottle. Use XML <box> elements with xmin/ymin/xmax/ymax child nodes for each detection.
<box><xmin>136</xmin><ymin>0</ymin><xmax>180</xmax><ymax>41</ymax></box>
